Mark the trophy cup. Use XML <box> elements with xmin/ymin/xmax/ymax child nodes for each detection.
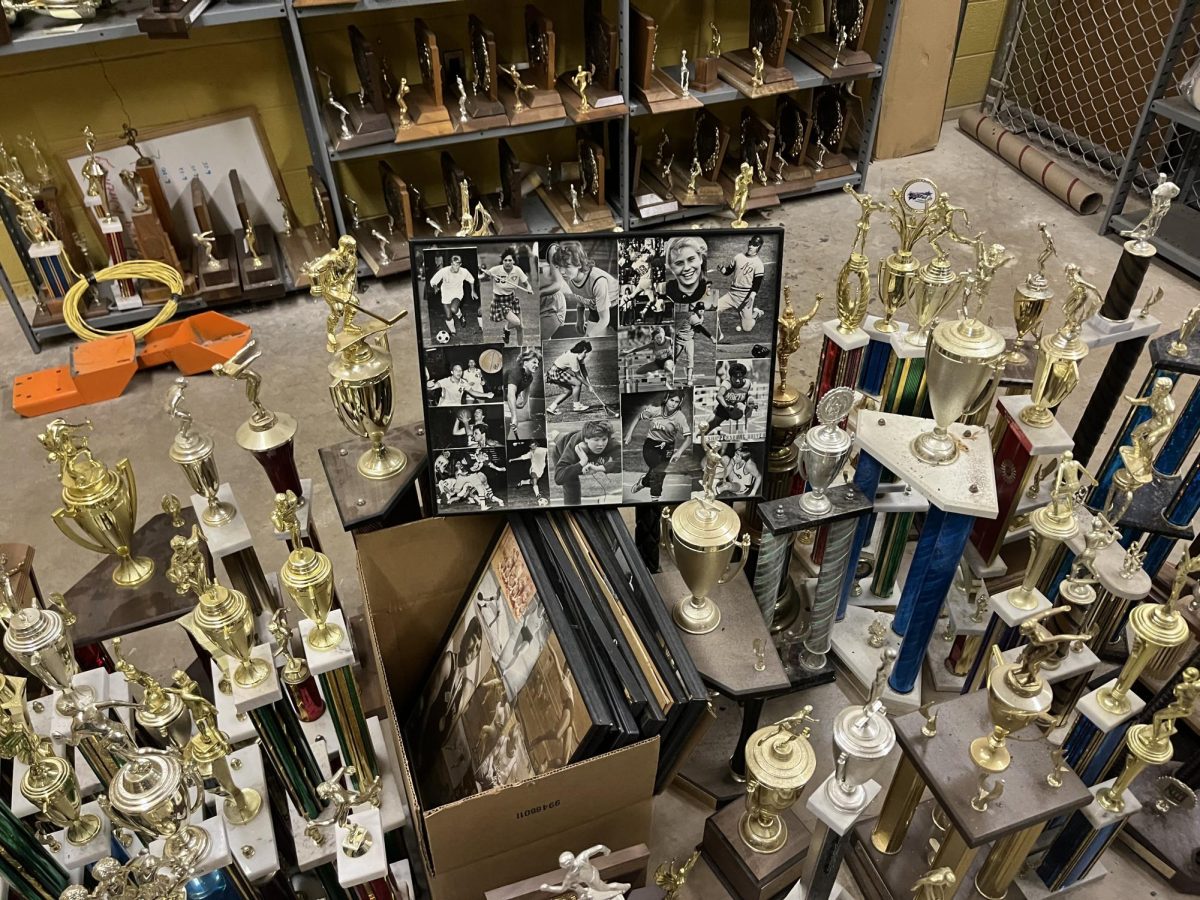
<box><xmin>38</xmin><ymin>419</ymin><xmax>153</xmax><ymax>588</ymax></box>
<box><xmin>739</xmin><ymin>709</ymin><xmax>817</xmax><ymax>853</ymax></box>
<box><xmin>1021</xmin><ymin>264</ymin><xmax>1100</xmax><ymax>428</ymax></box>
<box><xmin>102</xmin><ymin>751</ymin><xmax>211</xmax><ymax>869</ymax></box>
<box><xmin>1005</xmin><ymin>223</ymin><xmax>1056</xmax><ymax>365</ymax></box>
<box><xmin>166</xmin><ymin>378</ymin><xmax>237</xmax><ymax>527</ymax></box>
<box><xmin>166</xmin><ymin>526</ymin><xmax>269</xmax><ymax>689</ymax></box>
<box><xmin>827</xmin><ymin>649</ymin><xmax>897</xmax><ymax>812</ymax></box>
<box><xmin>911</xmin><ymin>281</ymin><xmax>1006</xmax><ymax>465</ymax></box>
<box><xmin>905</xmin><ymin>240</ymin><xmax>963</xmax><ymax>349</ymax></box>
<box><xmin>661</xmin><ymin>430</ymin><xmax>751</xmax><ymax>634</ymax></box>
<box><xmin>797</xmin><ymin>387</ymin><xmax>854</xmax><ymax>516</ymax></box>
<box><xmin>113</xmin><ymin>638</ymin><xmax>192</xmax><ymax>752</ymax></box>
<box><xmin>212</xmin><ymin>339</ymin><xmax>304</xmax><ymax>503</ymax></box>
<box><xmin>3</xmin><ymin>604</ymin><xmax>78</xmax><ymax>697</ymax></box>
<box><xmin>873</xmin><ymin>179</ymin><xmax>942</xmax><ymax>333</ymax></box>
<box><xmin>969</xmin><ymin>609</ymin><xmax>1088</xmax><ymax>772</ymax></box>
<box><xmin>1007</xmin><ymin>453</ymin><xmax>1086</xmax><ymax>611</ymax></box>
<box><xmin>274</xmin><ymin>491</ymin><xmax>341</xmax><ymax>651</ymax></box>
<box><xmin>304</xmin><ymin>237</ymin><xmax>409</xmax><ymax>480</ymax></box>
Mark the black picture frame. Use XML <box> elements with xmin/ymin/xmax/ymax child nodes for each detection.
<box><xmin>409</xmin><ymin>228</ymin><xmax>785</xmax><ymax>515</ymax></box>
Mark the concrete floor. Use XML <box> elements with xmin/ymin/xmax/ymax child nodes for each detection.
<box><xmin>0</xmin><ymin>123</ymin><xmax>1193</xmax><ymax>897</ymax></box>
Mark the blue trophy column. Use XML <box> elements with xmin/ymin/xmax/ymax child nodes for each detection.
<box><xmin>836</xmin><ymin>451</ymin><xmax>883</xmax><ymax>621</ymax></box>
<box><xmin>889</xmin><ymin>508</ymin><xmax>974</xmax><ymax>695</ymax></box>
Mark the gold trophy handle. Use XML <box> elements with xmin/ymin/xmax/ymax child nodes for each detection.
<box><xmin>117</xmin><ymin>457</ymin><xmax>138</xmax><ymax>521</ymax></box>
<box><xmin>962</xmin><ymin>361</ymin><xmax>1004</xmax><ymax>419</ymax></box>
<box><xmin>50</xmin><ymin>507</ymin><xmax>110</xmax><ymax>556</ymax></box>
<box><xmin>659</xmin><ymin>508</ymin><xmax>676</xmax><ymax>567</ymax></box>
<box><xmin>718</xmin><ymin>533</ymin><xmax>752</xmax><ymax>585</ymax></box>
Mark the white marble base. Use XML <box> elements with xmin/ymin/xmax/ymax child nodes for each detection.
<box><xmin>150</xmin><ymin>816</ymin><xmax>232</xmax><ymax>879</ymax></box>
<box><xmin>214</xmin><ymin>744</ymin><xmax>280</xmax><ymax>883</ymax></box>
<box><xmin>212</xmin><ymin>658</ymin><xmax>258</xmax><ymax>744</ymax></box>
<box><xmin>1065</xmin><ymin>509</ymin><xmax>1151</xmax><ymax>601</ymax></box>
<box><xmin>856</xmin><ymin>412</ymin><xmax>999</xmax><ymax>517</ymax></box>
<box><xmin>190</xmin><ymin>483</ymin><xmax>253</xmax><ymax>556</ymax></box>
<box><xmin>231</xmin><ymin>644</ymin><xmax>283</xmax><ymax>715</ymax></box>
<box><xmin>271</xmin><ymin>478</ymin><xmax>315</xmax><ymax>541</ymax></box>
<box><xmin>298</xmin><ymin>684</ymin><xmax>342</xmax><ymax>756</ymax></box>
<box><xmin>1076</xmin><ymin>682</ymin><xmax>1146</xmax><ymax>732</ymax></box>
<box><xmin>888</xmin><ymin>331</ymin><xmax>927</xmax><ymax>359</ymax></box>
<box><xmin>925</xmin><ymin>632</ymin><xmax>966</xmax><ymax>692</ymax></box>
<box><xmin>301</xmin><ymin>610</ymin><xmax>356</xmax><ymax>676</ymax></box>
<box><xmin>822</xmin><ymin>319</ymin><xmax>870</xmax><ymax>351</ymax></box>
<box><xmin>787</xmin><ymin>883</ymin><xmax>845</xmax><ymax>900</ymax></box>
<box><xmin>865</xmin><ymin>314</ymin><xmax>909</xmax><ymax>338</ymax></box>
<box><xmin>847</xmin><ymin>575</ymin><xmax>902</xmax><ymax>610</ymax></box>
<box><xmin>990</xmin><ymin>587</ymin><xmax>1052</xmax><ymax>627</ymax></box>
<box><xmin>998</xmin><ymin>394</ymin><xmax>1074</xmax><ymax>454</ymax></box>
<box><xmin>338</xmin><ymin>808</ymin><xmax>387</xmax><ymax>888</ymax></box>
<box><xmin>882</xmin><ymin>676</ymin><xmax>923</xmax><ymax>714</ymax></box>
<box><xmin>1081</xmin><ymin>312</ymin><xmax>1159</xmax><ymax>349</ymax></box>
<box><xmin>831</xmin><ymin>606</ymin><xmax>900</xmax><ymax>694</ymax></box>
<box><xmin>49</xmin><ymin>800</ymin><xmax>110</xmax><ymax>869</ymax></box>
<box><xmin>807</xmin><ymin>774</ymin><xmax>882</xmax><ymax>835</ymax></box>
<box><xmin>946</xmin><ymin>580</ymin><xmax>989</xmax><ymax>637</ymax></box>
<box><xmin>873</xmin><ymin>487</ymin><xmax>929</xmax><ymax>514</ymax></box>
<box><xmin>391</xmin><ymin>859</ymin><xmax>416</xmax><ymax>900</ymax></box>
<box><xmin>1013</xmin><ymin>861</ymin><xmax>1107</xmax><ymax>900</ymax></box>
<box><xmin>289</xmin><ymin>739</ymin><xmax>337</xmax><ymax>871</ymax></box>
<box><xmin>1016</xmin><ymin>477</ymin><xmax>1054</xmax><ymax>515</ymax></box>
<box><xmin>1083</xmin><ymin>778</ymin><xmax>1141</xmax><ymax>827</ymax></box>
<box><xmin>964</xmin><ymin>540</ymin><xmax>1008</xmax><ymax>578</ymax></box>
<box><xmin>368</xmin><ymin>716</ymin><xmax>409</xmax><ymax>832</ymax></box>
<box><xmin>1001</xmin><ymin>643</ymin><xmax>1099</xmax><ymax>684</ymax></box>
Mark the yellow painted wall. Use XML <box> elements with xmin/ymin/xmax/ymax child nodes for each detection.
<box><xmin>947</xmin><ymin>0</ymin><xmax>1007</xmax><ymax>108</ymax></box>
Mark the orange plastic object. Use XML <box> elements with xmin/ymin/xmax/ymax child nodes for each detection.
<box><xmin>12</xmin><ymin>312</ymin><xmax>252</xmax><ymax>418</ymax></box>
<box><xmin>137</xmin><ymin>311</ymin><xmax>252</xmax><ymax>375</ymax></box>
<box><xmin>12</xmin><ymin>334</ymin><xmax>138</xmax><ymax>417</ymax></box>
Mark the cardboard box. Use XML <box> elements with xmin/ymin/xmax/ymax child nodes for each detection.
<box><xmin>872</xmin><ymin>0</ymin><xmax>962</xmax><ymax>159</ymax></box>
<box><xmin>357</xmin><ymin>514</ymin><xmax>659</xmax><ymax>900</ymax></box>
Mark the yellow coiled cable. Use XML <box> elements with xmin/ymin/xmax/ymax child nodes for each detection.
<box><xmin>62</xmin><ymin>260</ymin><xmax>183</xmax><ymax>342</ymax></box>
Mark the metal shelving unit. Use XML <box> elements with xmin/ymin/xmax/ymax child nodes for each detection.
<box><xmin>3</xmin><ymin>0</ymin><xmax>900</xmax><ymax>351</ymax></box>
<box><xmin>1099</xmin><ymin>0</ymin><xmax>1200</xmax><ymax>278</ymax></box>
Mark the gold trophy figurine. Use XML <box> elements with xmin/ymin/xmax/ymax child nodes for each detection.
<box><xmin>912</xmin><ymin>867</ymin><xmax>957</xmax><ymax>900</ymax></box>
<box><xmin>655</xmin><ymin>850</ymin><xmax>699</xmax><ymax>900</ymax></box>
<box><xmin>305</xmin><ymin>764</ymin><xmax>382</xmax><ymax>855</ymax></box>
<box><xmin>730</xmin><ymin>161</ymin><xmax>753</xmax><ymax>228</ymax></box>
<box><xmin>80</xmin><ymin>126</ymin><xmax>111</xmax><ymax>219</ymax></box>
<box><xmin>774</xmin><ymin>287</ymin><xmax>821</xmax><ymax>407</ymax></box>
<box><xmin>306</xmin><ymin>236</ymin><xmax>409</xmax><ymax>480</ymax></box>
<box><xmin>709</xmin><ymin>22</ymin><xmax>721</xmax><ymax>57</ymax></box>
<box><xmin>1169</xmin><ymin>304</ymin><xmax>1200</xmax><ymax>357</ymax></box>
<box><xmin>1102</xmin><ymin>377</ymin><xmax>1176</xmax><ymax>522</ymax></box>
<box><xmin>686</xmin><ymin>156</ymin><xmax>702</xmax><ymax>198</ymax></box>
<box><xmin>1006</xmin><ymin>222</ymin><xmax>1056</xmax><ymax>365</ymax></box>
<box><xmin>112</xmin><ymin>638</ymin><xmax>191</xmax><ymax>752</ymax></box>
<box><xmin>837</xmin><ymin>185</ymin><xmax>887</xmax><ymax>335</ymax></box>
<box><xmin>166</xmin><ymin>526</ymin><xmax>270</xmax><ymax>689</ymax></box>
<box><xmin>1097</xmin><ymin>668</ymin><xmax>1200</xmax><ymax>814</ymax></box>
<box><xmin>750</xmin><ymin>42</ymin><xmax>765</xmax><ymax>88</ymax></box>
<box><xmin>1007</xmin><ymin>451</ymin><xmax>1089</xmax><ymax>611</ymax></box>
<box><xmin>166</xmin><ymin>377</ymin><xmax>237</xmax><ymax>527</ymax></box>
<box><xmin>273</xmin><ymin>490</ymin><xmax>344</xmax><ymax>652</ymax></box>
<box><xmin>1020</xmin><ymin>263</ymin><xmax>1099</xmax><ymax>428</ymax></box>
<box><xmin>39</xmin><ymin>418</ymin><xmax>153</xmax><ymax>588</ymax></box>
<box><xmin>739</xmin><ymin>709</ymin><xmax>818</xmax><ymax>853</ymax></box>
<box><xmin>572</xmin><ymin>65</ymin><xmax>593</xmax><ymax>114</ymax></box>
<box><xmin>873</xmin><ymin>178</ymin><xmax>946</xmax><ymax>334</ymax></box>
<box><xmin>396</xmin><ymin>76</ymin><xmax>412</xmax><ymax>128</ymax></box>
<box><xmin>661</xmin><ymin>427</ymin><xmax>751</xmax><ymax>634</ymax></box>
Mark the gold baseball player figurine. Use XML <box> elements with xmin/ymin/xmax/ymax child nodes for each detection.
<box><xmin>730</xmin><ymin>161</ymin><xmax>753</xmax><ymax>228</ymax></box>
<box><xmin>774</xmin><ymin>286</ymin><xmax>820</xmax><ymax>403</ymax></box>
<box><xmin>1169</xmin><ymin>304</ymin><xmax>1200</xmax><ymax>357</ymax></box>
<box><xmin>1062</xmin><ymin>263</ymin><xmax>1102</xmax><ymax>330</ymax></box>
<box><xmin>654</xmin><ymin>850</ymin><xmax>699</xmax><ymax>900</ymax></box>
<box><xmin>572</xmin><ymin>64</ymin><xmax>593</xmax><ymax>114</ymax></box>
<box><xmin>396</xmin><ymin>76</ymin><xmax>412</xmax><ymax>128</ymax></box>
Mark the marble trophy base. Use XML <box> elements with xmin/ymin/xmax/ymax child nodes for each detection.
<box><xmin>1076</xmin><ymin>681</ymin><xmax>1147</xmax><ymax>734</ymax></box>
<box><xmin>48</xmin><ymin>800</ymin><xmax>110</xmax><ymax>870</ymax></box>
<box><xmin>924</xmin><ymin>625</ymin><xmax>965</xmax><ymax>693</ymax></box>
<box><xmin>830</xmin><ymin>605</ymin><xmax>904</xmax><ymax>698</ymax></box>
<box><xmin>1120</xmin><ymin>763</ymin><xmax>1200</xmax><ymax>894</ymax></box>
<box><xmin>211</xmin><ymin>657</ymin><xmax>258</xmax><ymax>744</ymax></box>
<box><xmin>150</xmin><ymin>815</ymin><xmax>233</xmax><ymax>879</ymax></box>
<box><xmin>1064</xmin><ymin>509</ymin><xmax>1154</xmax><ymax>601</ymax></box>
<box><xmin>936</xmin><ymin>578</ymin><xmax>991</xmax><ymax>692</ymax></box>
<box><xmin>209</xmin><ymin>743</ymin><xmax>279</xmax><ymax>883</ymax></box>
<box><xmin>1080</xmin><ymin>312</ymin><xmax>1160</xmax><ymax>351</ymax></box>
<box><xmin>339</xmin><ymin>807</ymin><xmax>387</xmax><ymax>888</ymax></box>
<box><xmin>964</xmin><ymin>539</ymin><xmax>1007</xmax><ymax>578</ymax></box>
<box><xmin>231</xmin><ymin>643</ymin><xmax>284</xmax><ymax>716</ymax></box>
<box><xmin>703</xmin><ymin>801</ymin><xmax>810</xmax><ymax>900</ymax></box>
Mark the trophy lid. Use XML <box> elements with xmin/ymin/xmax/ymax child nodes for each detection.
<box><xmin>669</xmin><ymin>498</ymin><xmax>741</xmax><ymax>550</ymax></box>
<box><xmin>3</xmin><ymin>607</ymin><xmax>65</xmax><ymax>658</ymax></box>
<box><xmin>1016</xmin><ymin>271</ymin><xmax>1054</xmax><ymax>302</ymax></box>
<box><xmin>110</xmin><ymin>753</ymin><xmax>183</xmax><ymax>816</ymax></box>
<box><xmin>932</xmin><ymin>315</ymin><xmax>1006</xmax><ymax>365</ymax></box>
<box><xmin>20</xmin><ymin>752</ymin><xmax>72</xmax><ymax>801</ymax></box>
<box><xmin>236</xmin><ymin>410</ymin><xmax>298</xmax><ymax>454</ymax></box>
<box><xmin>168</xmin><ymin>428</ymin><xmax>214</xmax><ymax>465</ymax></box>
<box><xmin>1040</xmin><ymin>323</ymin><xmax>1089</xmax><ymax>361</ymax></box>
<box><xmin>832</xmin><ymin>704</ymin><xmax>895</xmax><ymax>760</ymax></box>
<box><xmin>920</xmin><ymin>254</ymin><xmax>957</xmax><ymax>287</ymax></box>
<box><xmin>745</xmin><ymin>720</ymin><xmax>817</xmax><ymax>790</ymax></box>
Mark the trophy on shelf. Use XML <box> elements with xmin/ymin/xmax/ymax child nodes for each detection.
<box><xmin>660</xmin><ymin>428</ymin><xmax>751</xmax><ymax>634</ymax></box>
<box><xmin>671</xmin><ymin>109</ymin><xmax>729</xmax><ymax>207</ymax></box>
<box><xmin>190</xmin><ymin>177</ymin><xmax>241</xmax><ymax>302</ymax></box>
<box><xmin>1006</xmin><ymin>222</ymin><xmax>1056</xmax><ymax>365</ymax></box>
<box><xmin>166</xmin><ymin>377</ymin><xmax>237</xmax><ymax>528</ymax></box>
<box><xmin>38</xmin><ymin>418</ymin><xmax>152</xmax><ymax>588</ymax></box>
<box><xmin>720</xmin><ymin>108</ymin><xmax>777</xmax><ymax>210</ymax></box>
<box><xmin>392</xmin><ymin>18</ymin><xmax>454</xmax><ymax>141</ymax></box>
<box><xmin>499</xmin><ymin>5</ymin><xmax>568</xmax><ymax>124</ymax></box>
<box><xmin>1119</xmin><ymin>173</ymin><xmax>1180</xmax><ymax>256</ymax></box>
<box><xmin>738</xmin><ymin>709</ymin><xmax>817</xmax><ymax>852</ymax></box>
<box><xmin>556</xmin><ymin>0</ymin><xmax>626</xmax><ymax>121</ymax></box>
<box><xmin>808</xmin><ymin>85</ymin><xmax>855</xmax><ymax>180</ymax></box>
<box><xmin>277</xmin><ymin>170</ymin><xmax>336</xmax><ymax>289</ymax></box>
<box><xmin>771</xmin><ymin>93</ymin><xmax>815</xmax><ymax>192</ymax></box>
<box><xmin>452</xmin><ymin>14</ymin><xmax>508</xmax><ymax>131</ymax></box>
<box><xmin>441</xmin><ymin>152</ymin><xmax>496</xmax><ymax>238</ymax></box>
<box><xmin>630</xmin><ymin>6</ymin><xmax>699</xmax><ymax>113</ymax></box>
<box><xmin>229</xmin><ymin>169</ymin><xmax>285</xmax><ymax>300</ymax></box>
<box><xmin>0</xmin><ymin>177</ymin><xmax>75</xmax><ymax>317</ymax></box>
<box><xmin>117</xmin><ymin>168</ymin><xmax>184</xmax><ymax>304</ymax></box>
<box><xmin>304</xmin><ymin>236</ymin><xmax>408</xmax><ymax>480</ymax></box>
<box><xmin>101</xmin><ymin>751</ymin><xmax>211</xmax><ymax>870</ymax></box>
<box><xmin>718</xmin><ymin>0</ymin><xmax>797</xmax><ymax>96</ymax></box>
<box><xmin>79</xmin><ymin>126</ymin><xmax>139</xmax><ymax>307</ymax></box>
<box><xmin>539</xmin><ymin>137</ymin><xmax>615</xmax><ymax>232</ymax></box>
<box><xmin>794</xmin><ymin>0</ymin><xmax>877</xmax><ymax>76</ymax></box>
<box><xmin>630</xmin><ymin>128</ymin><xmax>679</xmax><ymax>220</ymax></box>
<box><xmin>324</xmin><ymin>26</ymin><xmax>395</xmax><ymax>150</ymax></box>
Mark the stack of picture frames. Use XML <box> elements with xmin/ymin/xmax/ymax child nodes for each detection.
<box><xmin>410</xmin><ymin>228</ymin><xmax>784</xmax><ymax>514</ymax></box>
<box><xmin>403</xmin><ymin>511</ymin><xmax>709</xmax><ymax>811</ymax></box>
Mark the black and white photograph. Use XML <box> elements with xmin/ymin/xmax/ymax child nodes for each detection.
<box><xmin>548</xmin><ymin>418</ymin><xmax>623</xmax><ymax>506</ymax></box>
<box><xmin>715</xmin><ymin>441</ymin><xmax>766</xmax><ymax>498</ymax></box>
<box><xmin>424</xmin><ymin>344</ymin><xmax>504</xmax><ymax>407</ymax></box>
<box><xmin>621</xmin><ymin>389</ymin><xmax>700</xmax><ymax>503</ymax></box>
<box><xmin>542</xmin><ymin>335</ymin><xmax>620</xmax><ymax>424</ymax></box>
<box><xmin>694</xmin><ymin>358</ymin><xmax>772</xmax><ymax>442</ymax></box>
<box><xmin>477</xmin><ymin>243</ymin><xmax>538</xmax><ymax>347</ymax></box>
<box><xmin>411</xmin><ymin>230</ymin><xmax>782</xmax><ymax>514</ymax></box>
<box><xmin>539</xmin><ymin>239</ymin><xmax>619</xmax><ymax>339</ymax></box>
<box><xmin>421</xmin><ymin>247</ymin><xmax>481</xmax><ymax>345</ymax></box>
<box><xmin>619</xmin><ymin>325</ymin><xmax>677</xmax><ymax>392</ymax></box>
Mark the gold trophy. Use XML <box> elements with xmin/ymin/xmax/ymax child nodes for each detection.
<box><xmin>911</xmin><ymin>278</ymin><xmax>1006</xmax><ymax>465</ymax></box>
<box><xmin>1095</xmin><ymin>552</ymin><xmax>1197</xmax><ymax>715</ymax></box>
<box><xmin>661</xmin><ymin>429</ymin><xmax>751</xmax><ymax>634</ymax></box>
<box><xmin>1020</xmin><ymin>264</ymin><xmax>1099</xmax><ymax>428</ymax></box>
<box><xmin>305</xmin><ymin>237</ymin><xmax>409</xmax><ymax>480</ymax></box>
<box><xmin>165</xmin><ymin>377</ymin><xmax>236</xmax><ymax>527</ymax></box>
<box><xmin>905</xmin><ymin>238</ymin><xmax>963</xmax><ymax>349</ymax></box>
<box><xmin>1006</xmin><ymin>223</ymin><xmax>1056</xmax><ymax>365</ymax></box>
<box><xmin>730</xmin><ymin>161</ymin><xmax>753</xmax><ymax>229</ymax></box>
<box><xmin>168</xmin><ymin>669</ymin><xmax>263</xmax><ymax>825</ymax></box>
<box><xmin>838</xmin><ymin>185</ymin><xmax>887</xmax><ymax>335</ymax></box>
<box><xmin>273</xmin><ymin>490</ymin><xmax>343</xmax><ymax>651</ymax></box>
<box><xmin>1102</xmin><ymin>377</ymin><xmax>1177</xmax><ymax>522</ymax></box>
<box><xmin>0</xmin><ymin>676</ymin><xmax>102</xmax><ymax>847</ymax></box>
<box><xmin>38</xmin><ymin>419</ymin><xmax>153</xmax><ymax>588</ymax></box>
<box><xmin>1097</xmin><ymin>667</ymin><xmax>1199</xmax><ymax>814</ymax></box>
<box><xmin>874</xmin><ymin>179</ymin><xmax>943</xmax><ymax>333</ymax></box>
<box><xmin>1007</xmin><ymin>453</ymin><xmax>1087</xmax><ymax>611</ymax></box>
<box><xmin>969</xmin><ymin>609</ymin><xmax>1089</xmax><ymax>772</ymax></box>
<box><xmin>166</xmin><ymin>526</ymin><xmax>269</xmax><ymax>689</ymax></box>
<box><xmin>113</xmin><ymin>638</ymin><xmax>192</xmax><ymax>752</ymax></box>
<box><xmin>739</xmin><ymin>708</ymin><xmax>817</xmax><ymax>853</ymax></box>
<box><xmin>102</xmin><ymin>750</ymin><xmax>211</xmax><ymax>869</ymax></box>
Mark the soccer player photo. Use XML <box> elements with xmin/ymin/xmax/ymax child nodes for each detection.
<box><xmin>478</xmin><ymin>244</ymin><xmax>537</xmax><ymax>347</ymax></box>
<box><xmin>422</xmin><ymin>248</ymin><xmax>480</xmax><ymax>345</ymax></box>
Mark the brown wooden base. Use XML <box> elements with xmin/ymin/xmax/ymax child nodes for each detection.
<box><xmin>499</xmin><ymin>84</ymin><xmax>567</xmax><ymax>125</ymax></box>
<box><xmin>488</xmin><ymin>200</ymin><xmax>529</xmax><ymax>236</ymax></box>
<box><xmin>810</xmin><ymin>150</ymin><xmax>856</xmax><ymax>181</ymax></box>
<box><xmin>444</xmin><ymin>101</ymin><xmax>510</xmax><ymax>134</ymax></box>
<box><xmin>352</xmin><ymin>217</ymin><xmax>410</xmax><ymax>277</ymax></box>
<box><xmin>721</xmin><ymin>48</ymin><xmax>793</xmax><ymax>82</ymax></box>
<box><xmin>193</xmin><ymin>236</ymin><xmax>241</xmax><ymax>302</ymax></box>
<box><xmin>718</xmin><ymin>170</ymin><xmax>781</xmax><ymax>211</ymax></box>
<box><xmin>770</xmin><ymin>166</ymin><xmax>817</xmax><ymax>197</ymax></box>
<box><xmin>395</xmin><ymin>87</ymin><xmax>454</xmax><ymax>142</ymax></box>
<box><xmin>693</xmin><ymin>55</ymin><xmax>720</xmax><ymax>92</ymax></box>
<box><xmin>31</xmin><ymin>298</ymin><xmax>111</xmax><ymax>329</ymax></box>
<box><xmin>795</xmin><ymin>34</ymin><xmax>877</xmax><ymax>79</ymax></box>
<box><xmin>718</xmin><ymin>59</ymin><xmax>798</xmax><ymax>98</ymax></box>
<box><xmin>557</xmin><ymin>77</ymin><xmax>628</xmax><ymax>123</ymax></box>
<box><xmin>635</xmin><ymin>69</ymin><xmax>702</xmax><ymax>113</ymax></box>
<box><xmin>323</xmin><ymin>104</ymin><xmax>394</xmax><ymax>152</ymax></box>
<box><xmin>537</xmin><ymin>185</ymin><xmax>615</xmax><ymax>233</ymax></box>
<box><xmin>136</xmin><ymin>0</ymin><xmax>207</xmax><ymax>37</ymax></box>
<box><xmin>317</xmin><ymin>424</ymin><xmax>430</xmax><ymax>534</ymax></box>
<box><xmin>703</xmin><ymin>801</ymin><xmax>810</xmax><ymax>900</ymax></box>
<box><xmin>234</xmin><ymin>226</ymin><xmax>286</xmax><ymax>301</ymax></box>
<box><xmin>278</xmin><ymin>225</ymin><xmax>332</xmax><ymax>288</ymax></box>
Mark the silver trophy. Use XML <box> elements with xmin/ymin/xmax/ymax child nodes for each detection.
<box><xmin>798</xmin><ymin>387</ymin><xmax>855</xmax><ymax>515</ymax></box>
<box><xmin>826</xmin><ymin>648</ymin><xmax>897</xmax><ymax>813</ymax></box>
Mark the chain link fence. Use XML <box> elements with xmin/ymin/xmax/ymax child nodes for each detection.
<box><xmin>986</xmin><ymin>0</ymin><xmax>1199</xmax><ymax>196</ymax></box>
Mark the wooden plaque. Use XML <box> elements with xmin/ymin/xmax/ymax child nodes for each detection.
<box><xmin>468</xmin><ymin>14</ymin><xmax>500</xmax><ymax>101</ymax></box>
<box><xmin>415</xmin><ymin>19</ymin><xmax>445</xmax><ymax>107</ymax></box>
<box><xmin>629</xmin><ymin>6</ymin><xmax>656</xmax><ymax>91</ymax></box>
<box><xmin>440</xmin><ymin>152</ymin><xmax>480</xmax><ymax>227</ymax></box>
<box><xmin>775</xmin><ymin>93</ymin><xmax>812</xmax><ymax>165</ymax></box>
<box><xmin>524</xmin><ymin>5</ymin><xmax>557</xmax><ymax>91</ymax></box>
<box><xmin>350</xmin><ymin>25</ymin><xmax>389</xmax><ymax>115</ymax></box>
<box><xmin>750</xmin><ymin>0</ymin><xmax>794</xmax><ymax>69</ymax></box>
<box><xmin>584</xmin><ymin>0</ymin><xmax>619</xmax><ymax>91</ymax></box>
<box><xmin>736</xmin><ymin>108</ymin><xmax>778</xmax><ymax>184</ymax></box>
<box><xmin>380</xmin><ymin>161</ymin><xmax>415</xmax><ymax>239</ymax></box>
<box><xmin>497</xmin><ymin>138</ymin><xmax>523</xmax><ymax>218</ymax></box>
<box><xmin>578</xmin><ymin>138</ymin><xmax>606</xmax><ymax>205</ymax></box>
<box><xmin>308</xmin><ymin>166</ymin><xmax>337</xmax><ymax>244</ymax></box>
<box><xmin>694</xmin><ymin>109</ymin><xmax>730</xmax><ymax>181</ymax></box>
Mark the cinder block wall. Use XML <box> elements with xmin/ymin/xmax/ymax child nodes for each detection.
<box><xmin>948</xmin><ymin>0</ymin><xmax>1007</xmax><ymax>108</ymax></box>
